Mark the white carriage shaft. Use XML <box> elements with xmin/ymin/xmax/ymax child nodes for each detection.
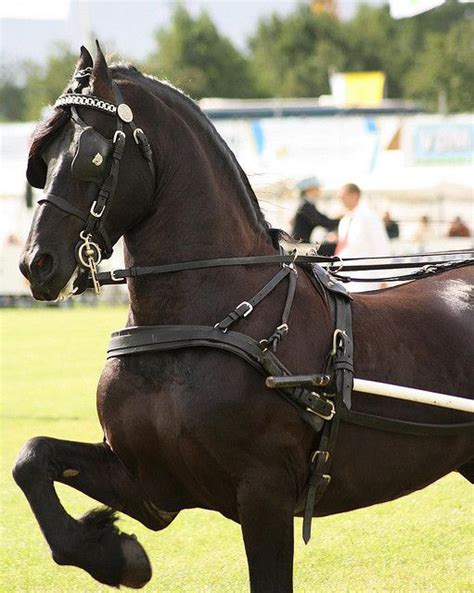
<box><xmin>353</xmin><ymin>379</ymin><xmax>474</xmax><ymax>414</ymax></box>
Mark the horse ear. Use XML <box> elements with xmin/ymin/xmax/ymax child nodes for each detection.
<box><xmin>90</xmin><ymin>41</ymin><xmax>114</xmax><ymax>101</ymax></box>
<box><xmin>74</xmin><ymin>46</ymin><xmax>93</xmax><ymax>74</ymax></box>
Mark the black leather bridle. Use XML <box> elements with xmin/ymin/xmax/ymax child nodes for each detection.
<box><xmin>36</xmin><ymin>73</ymin><xmax>155</xmax><ymax>293</ymax></box>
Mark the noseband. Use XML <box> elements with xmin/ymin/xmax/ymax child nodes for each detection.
<box><xmin>39</xmin><ymin>72</ymin><xmax>155</xmax><ymax>293</ymax></box>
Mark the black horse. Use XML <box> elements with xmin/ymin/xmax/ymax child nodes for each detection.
<box><xmin>14</xmin><ymin>45</ymin><xmax>473</xmax><ymax>592</ymax></box>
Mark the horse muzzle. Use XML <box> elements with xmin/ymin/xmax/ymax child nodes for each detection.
<box><xmin>19</xmin><ymin>248</ymin><xmax>87</xmax><ymax>301</ymax></box>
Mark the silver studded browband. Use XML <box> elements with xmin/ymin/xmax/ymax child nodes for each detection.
<box><xmin>55</xmin><ymin>93</ymin><xmax>134</xmax><ymax>123</ymax></box>
<box><xmin>55</xmin><ymin>93</ymin><xmax>117</xmax><ymax>115</ymax></box>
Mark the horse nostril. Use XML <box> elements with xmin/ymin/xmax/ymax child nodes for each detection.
<box><xmin>31</xmin><ymin>253</ymin><xmax>55</xmax><ymax>281</ymax></box>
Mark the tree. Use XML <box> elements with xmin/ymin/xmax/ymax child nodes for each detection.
<box><xmin>248</xmin><ymin>0</ymin><xmax>472</xmax><ymax>109</ymax></box>
<box><xmin>345</xmin><ymin>1</ymin><xmax>469</xmax><ymax>101</ymax></box>
<box><xmin>23</xmin><ymin>43</ymin><xmax>77</xmax><ymax>120</ymax></box>
<box><xmin>0</xmin><ymin>67</ymin><xmax>26</xmax><ymax>121</ymax></box>
<box><xmin>404</xmin><ymin>19</ymin><xmax>474</xmax><ymax>112</ymax></box>
<box><xmin>248</xmin><ymin>6</ymin><xmax>348</xmax><ymax>97</ymax></box>
<box><xmin>143</xmin><ymin>5</ymin><xmax>257</xmax><ymax>99</ymax></box>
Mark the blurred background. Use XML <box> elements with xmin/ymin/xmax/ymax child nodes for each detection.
<box><xmin>1</xmin><ymin>0</ymin><xmax>473</xmax><ymax>302</ymax></box>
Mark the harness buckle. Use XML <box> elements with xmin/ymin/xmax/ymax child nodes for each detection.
<box><xmin>329</xmin><ymin>256</ymin><xmax>344</xmax><ymax>274</ymax></box>
<box><xmin>283</xmin><ymin>249</ymin><xmax>298</xmax><ymax>270</ymax></box>
<box><xmin>133</xmin><ymin>128</ymin><xmax>144</xmax><ymax>144</ymax></box>
<box><xmin>110</xmin><ymin>270</ymin><xmax>123</xmax><ymax>282</ymax></box>
<box><xmin>330</xmin><ymin>329</ymin><xmax>347</xmax><ymax>357</ymax></box>
<box><xmin>311</xmin><ymin>450</ymin><xmax>330</xmax><ymax>465</ymax></box>
<box><xmin>113</xmin><ymin>130</ymin><xmax>126</xmax><ymax>144</ymax></box>
<box><xmin>90</xmin><ymin>200</ymin><xmax>106</xmax><ymax>218</ymax></box>
<box><xmin>236</xmin><ymin>301</ymin><xmax>253</xmax><ymax>318</ymax></box>
<box><xmin>306</xmin><ymin>397</ymin><xmax>335</xmax><ymax>421</ymax></box>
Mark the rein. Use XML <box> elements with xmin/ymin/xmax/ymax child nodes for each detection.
<box><xmin>92</xmin><ymin>250</ymin><xmax>474</xmax><ymax>288</ymax></box>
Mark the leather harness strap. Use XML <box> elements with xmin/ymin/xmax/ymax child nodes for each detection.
<box><xmin>216</xmin><ymin>264</ymin><xmax>295</xmax><ymax>333</ymax></box>
<box><xmin>106</xmin><ymin>260</ymin><xmax>474</xmax><ymax>543</ymax></box>
<box><xmin>94</xmin><ymin>253</ymin><xmax>474</xmax><ymax>287</ymax></box>
<box><xmin>107</xmin><ymin>324</ymin><xmax>333</xmax><ymax>424</ymax></box>
<box><xmin>96</xmin><ymin>253</ymin><xmax>333</xmax><ymax>285</ymax></box>
<box><xmin>39</xmin><ymin>193</ymin><xmax>88</xmax><ymax>222</ymax></box>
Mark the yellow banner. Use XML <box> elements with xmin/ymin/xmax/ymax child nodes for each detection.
<box><xmin>330</xmin><ymin>72</ymin><xmax>386</xmax><ymax>106</ymax></box>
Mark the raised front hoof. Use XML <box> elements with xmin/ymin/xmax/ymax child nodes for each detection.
<box><xmin>119</xmin><ymin>534</ymin><xmax>152</xmax><ymax>589</ymax></box>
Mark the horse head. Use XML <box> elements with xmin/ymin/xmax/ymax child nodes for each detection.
<box><xmin>20</xmin><ymin>44</ymin><xmax>155</xmax><ymax>301</ymax></box>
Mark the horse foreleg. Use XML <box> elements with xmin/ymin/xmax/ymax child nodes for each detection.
<box><xmin>12</xmin><ymin>436</ymin><xmax>166</xmax><ymax>589</ymax></box>
<box><xmin>238</xmin><ymin>474</ymin><xmax>296</xmax><ymax>593</ymax></box>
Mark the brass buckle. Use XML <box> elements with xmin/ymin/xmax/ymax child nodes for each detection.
<box><xmin>306</xmin><ymin>397</ymin><xmax>335</xmax><ymax>421</ymax></box>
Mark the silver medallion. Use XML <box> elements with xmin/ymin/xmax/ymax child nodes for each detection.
<box><xmin>117</xmin><ymin>103</ymin><xmax>133</xmax><ymax>123</ymax></box>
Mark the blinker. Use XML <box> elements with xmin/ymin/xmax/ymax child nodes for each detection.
<box><xmin>27</xmin><ymin>155</ymin><xmax>47</xmax><ymax>189</ymax></box>
<box><xmin>71</xmin><ymin>127</ymin><xmax>113</xmax><ymax>183</ymax></box>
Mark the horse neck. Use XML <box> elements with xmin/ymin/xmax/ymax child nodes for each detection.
<box><xmin>122</xmin><ymin>97</ymin><xmax>276</xmax><ymax>325</ymax></box>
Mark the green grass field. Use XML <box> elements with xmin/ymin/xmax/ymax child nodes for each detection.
<box><xmin>1</xmin><ymin>306</ymin><xmax>473</xmax><ymax>593</ymax></box>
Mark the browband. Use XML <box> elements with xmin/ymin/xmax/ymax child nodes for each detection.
<box><xmin>55</xmin><ymin>93</ymin><xmax>117</xmax><ymax>115</ymax></box>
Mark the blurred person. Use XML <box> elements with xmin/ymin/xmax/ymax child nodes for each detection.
<box><xmin>336</xmin><ymin>183</ymin><xmax>390</xmax><ymax>258</ymax></box>
<box><xmin>383</xmin><ymin>211</ymin><xmax>400</xmax><ymax>239</ymax></box>
<box><xmin>448</xmin><ymin>216</ymin><xmax>471</xmax><ymax>238</ymax></box>
<box><xmin>412</xmin><ymin>215</ymin><xmax>431</xmax><ymax>244</ymax></box>
<box><xmin>291</xmin><ymin>176</ymin><xmax>339</xmax><ymax>254</ymax></box>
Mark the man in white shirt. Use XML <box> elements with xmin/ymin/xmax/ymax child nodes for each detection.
<box><xmin>335</xmin><ymin>183</ymin><xmax>391</xmax><ymax>291</ymax></box>
<box><xmin>336</xmin><ymin>183</ymin><xmax>390</xmax><ymax>258</ymax></box>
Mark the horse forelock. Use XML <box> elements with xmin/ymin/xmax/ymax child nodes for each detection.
<box><xmin>110</xmin><ymin>64</ymin><xmax>276</xmax><ymax>245</ymax></box>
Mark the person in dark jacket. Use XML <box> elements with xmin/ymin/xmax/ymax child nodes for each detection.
<box><xmin>383</xmin><ymin>211</ymin><xmax>400</xmax><ymax>239</ymax></box>
<box><xmin>291</xmin><ymin>177</ymin><xmax>339</xmax><ymax>252</ymax></box>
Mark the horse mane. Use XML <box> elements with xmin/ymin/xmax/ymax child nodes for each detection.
<box><xmin>27</xmin><ymin>62</ymin><xmax>281</xmax><ymax>249</ymax></box>
<box><xmin>110</xmin><ymin>64</ymin><xmax>279</xmax><ymax>247</ymax></box>
<box><xmin>28</xmin><ymin>108</ymin><xmax>70</xmax><ymax>164</ymax></box>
